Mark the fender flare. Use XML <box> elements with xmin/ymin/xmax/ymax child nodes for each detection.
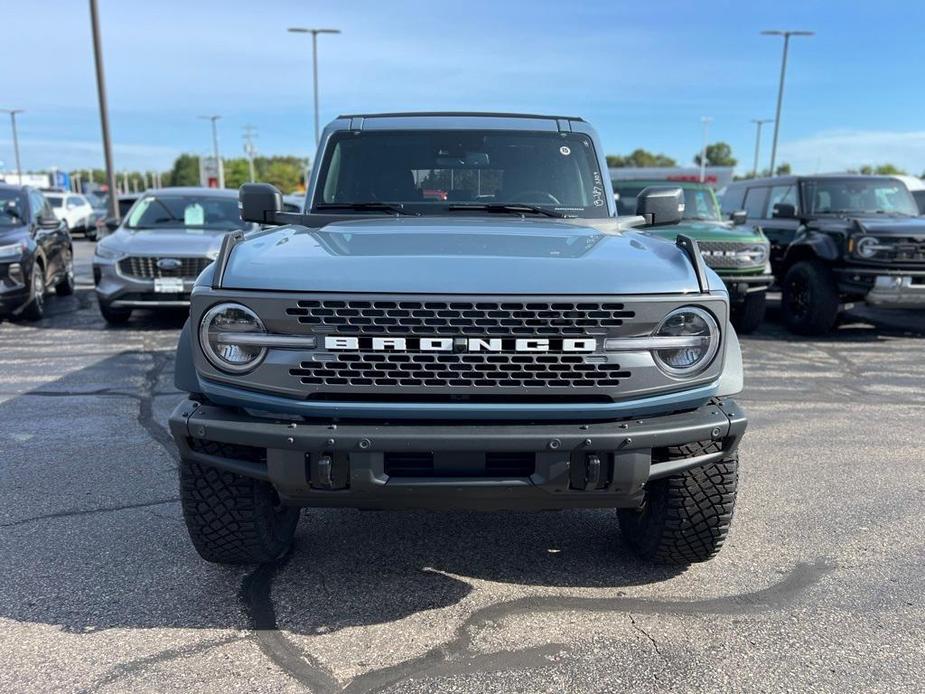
<box><xmin>783</xmin><ymin>229</ymin><xmax>840</xmax><ymax>265</ymax></box>
<box><xmin>174</xmin><ymin>319</ymin><xmax>201</xmax><ymax>394</ymax></box>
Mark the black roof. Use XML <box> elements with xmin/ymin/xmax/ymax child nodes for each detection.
<box><xmin>727</xmin><ymin>173</ymin><xmax>904</xmax><ymax>188</ymax></box>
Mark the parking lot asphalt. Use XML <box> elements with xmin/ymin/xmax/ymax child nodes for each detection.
<box><xmin>0</xmin><ymin>239</ymin><xmax>923</xmax><ymax>693</ymax></box>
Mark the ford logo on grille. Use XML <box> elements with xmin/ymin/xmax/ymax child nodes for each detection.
<box><xmin>156</xmin><ymin>258</ymin><xmax>182</xmax><ymax>271</ymax></box>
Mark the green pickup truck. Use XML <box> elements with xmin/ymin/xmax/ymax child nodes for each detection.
<box><xmin>613</xmin><ymin>179</ymin><xmax>773</xmax><ymax>333</ymax></box>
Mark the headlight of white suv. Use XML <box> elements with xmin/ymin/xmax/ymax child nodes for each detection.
<box><xmin>199</xmin><ymin>303</ymin><xmax>267</xmax><ymax>373</ymax></box>
<box><xmin>651</xmin><ymin>307</ymin><xmax>720</xmax><ymax>377</ymax></box>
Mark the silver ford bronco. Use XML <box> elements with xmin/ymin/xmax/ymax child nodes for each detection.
<box><xmin>169</xmin><ymin>112</ymin><xmax>747</xmax><ymax>566</ymax></box>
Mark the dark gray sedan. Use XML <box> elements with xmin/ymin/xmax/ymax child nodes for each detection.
<box><xmin>92</xmin><ymin>187</ymin><xmax>257</xmax><ymax>324</ymax></box>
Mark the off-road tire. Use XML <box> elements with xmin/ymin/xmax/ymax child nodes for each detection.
<box><xmin>781</xmin><ymin>260</ymin><xmax>839</xmax><ymax>336</ymax></box>
<box><xmin>99</xmin><ymin>300</ymin><xmax>132</xmax><ymax>325</ymax></box>
<box><xmin>20</xmin><ymin>264</ymin><xmax>46</xmax><ymax>321</ymax></box>
<box><xmin>618</xmin><ymin>455</ymin><xmax>738</xmax><ymax>565</ymax></box>
<box><xmin>730</xmin><ymin>291</ymin><xmax>766</xmax><ymax>334</ymax></box>
<box><xmin>179</xmin><ymin>459</ymin><xmax>300</xmax><ymax>564</ymax></box>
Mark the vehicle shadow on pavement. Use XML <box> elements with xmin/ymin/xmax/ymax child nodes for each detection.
<box><xmin>0</xmin><ymin>350</ymin><xmax>683</xmax><ymax>640</ymax></box>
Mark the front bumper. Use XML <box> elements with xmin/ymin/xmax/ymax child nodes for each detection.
<box><xmin>169</xmin><ymin>397</ymin><xmax>747</xmax><ymax>511</ymax></box>
<box><xmin>0</xmin><ymin>262</ymin><xmax>29</xmax><ymax>315</ymax></box>
<box><xmin>93</xmin><ymin>259</ymin><xmax>194</xmax><ymax>307</ymax></box>
<box><xmin>865</xmin><ymin>275</ymin><xmax>925</xmax><ymax>308</ymax></box>
<box><xmin>720</xmin><ymin>272</ymin><xmax>773</xmax><ymax>303</ymax></box>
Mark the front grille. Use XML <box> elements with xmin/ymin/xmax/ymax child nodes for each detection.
<box><xmin>118</xmin><ymin>256</ymin><xmax>212</xmax><ymax>279</ymax></box>
<box><xmin>187</xmin><ymin>438</ymin><xmax>266</xmax><ymax>464</ymax></box>
<box><xmin>698</xmin><ymin>241</ymin><xmax>762</xmax><ymax>269</ymax></box>
<box><xmin>891</xmin><ymin>238</ymin><xmax>925</xmax><ymax>262</ymax></box>
<box><xmin>289</xmin><ymin>352</ymin><xmax>630</xmax><ymax>389</ymax></box>
<box><xmin>286</xmin><ymin>300</ymin><xmax>635</xmax><ymax>336</ymax></box>
<box><xmin>384</xmin><ymin>451</ymin><xmax>535</xmax><ymax>478</ymax></box>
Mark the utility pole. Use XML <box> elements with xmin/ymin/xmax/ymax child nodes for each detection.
<box><xmin>198</xmin><ymin>115</ymin><xmax>224</xmax><ymax>188</ymax></box>
<box><xmin>761</xmin><ymin>29</ymin><xmax>814</xmax><ymax>176</ymax></box>
<box><xmin>242</xmin><ymin>125</ymin><xmax>258</xmax><ymax>182</ymax></box>
<box><xmin>89</xmin><ymin>0</ymin><xmax>120</xmax><ymax>221</ymax></box>
<box><xmin>750</xmin><ymin>118</ymin><xmax>774</xmax><ymax>178</ymax></box>
<box><xmin>288</xmin><ymin>27</ymin><xmax>341</xmax><ymax>147</ymax></box>
<box><xmin>0</xmin><ymin>109</ymin><xmax>24</xmax><ymax>184</ymax></box>
<box><xmin>699</xmin><ymin>116</ymin><xmax>713</xmax><ymax>183</ymax></box>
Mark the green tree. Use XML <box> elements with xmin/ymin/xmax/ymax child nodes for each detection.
<box><xmin>775</xmin><ymin>163</ymin><xmax>792</xmax><ymax>176</ymax></box>
<box><xmin>694</xmin><ymin>142</ymin><xmax>737</xmax><ymax>167</ymax></box>
<box><xmin>859</xmin><ymin>163</ymin><xmax>906</xmax><ymax>175</ymax></box>
<box><xmin>606</xmin><ymin>149</ymin><xmax>677</xmax><ymax>168</ymax></box>
<box><xmin>165</xmin><ymin>154</ymin><xmax>200</xmax><ymax>187</ymax></box>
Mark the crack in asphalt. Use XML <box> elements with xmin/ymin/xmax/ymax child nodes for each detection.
<box><xmin>234</xmin><ymin>557</ymin><xmax>835</xmax><ymax>693</ymax></box>
<box><xmin>135</xmin><ymin>345</ymin><xmax>180</xmax><ymax>466</ymax></box>
<box><xmin>0</xmin><ymin>497</ymin><xmax>179</xmax><ymax>528</ymax></box>
<box><xmin>629</xmin><ymin>612</ymin><xmax>669</xmax><ymax>678</ymax></box>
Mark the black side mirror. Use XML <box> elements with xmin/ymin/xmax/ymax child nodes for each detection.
<box><xmin>40</xmin><ymin>215</ymin><xmax>61</xmax><ymax>229</ymax></box>
<box><xmin>635</xmin><ymin>186</ymin><xmax>684</xmax><ymax>226</ymax></box>
<box><xmin>772</xmin><ymin>203</ymin><xmax>796</xmax><ymax>219</ymax></box>
<box><xmin>105</xmin><ymin>218</ymin><xmax>120</xmax><ymax>231</ymax></box>
<box><xmin>240</xmin><ymin>183</ymin><xmax>283</xmax><ymax>224</ymax></box>
<box><xmin>730</xmin><ymin>210</ymin><xmax>747</xmax><ymax>225</ymax></box>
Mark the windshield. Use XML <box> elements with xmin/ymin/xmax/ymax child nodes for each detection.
<box><xmin>313</xmin><ymin>130</ymin><xmax>609</xmax><ymax>218</ymax></box>
<box><xmin>613</xmin><ymin>184</ymin><xmax>722</xmax><ymax>221</ymax></box>
<box><xmin>124</xmin><ymin>194</ymin><xmax>250</xmax><ymax>231</ymax></box>
<box><xmin>802</xmin><ymin>178</ymin><xmax>919</xmax><ymax>216</ymax></box>
<box><xmin>46</xmin><ymin>195</ymin><xmax>64</xmax><ymax>209</ymax></box>
<box><xmin>0</xmin><ymin>190</ymin><xmax>26</xmax><ymax>226</ymax></box>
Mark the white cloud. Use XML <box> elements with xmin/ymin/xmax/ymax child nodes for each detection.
<box><xmin>778</xmin><ymin>130</ymin><xmax>925</xmax><ymax>175</ymax></box>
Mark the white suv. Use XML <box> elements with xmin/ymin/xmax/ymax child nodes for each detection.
<box><xmin>44</xmin><ymin>191</ymin><xmax>95</xmax><ymax>236</ymax></box>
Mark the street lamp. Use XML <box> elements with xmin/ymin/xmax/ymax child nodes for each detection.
<box><xmin>750</xmin><ymin>118</ymin><xmax>774</xmax><ymax>178</ymax></box>
<box><xmin>699</xmin><ymin>116</ymin><xmax>713</xmax><ymax>183</ymax></box>
<box><xmin>89</xmin><ymin>0</ymin><xmax>120</xmax><ymax>221</ymax></box>
<box><xmin>0</xmin><ymin>109</ymin><xmax>23</xmax><ymax>184</ymax></box>
<box><xmin>761</xmin><ymin>29</ymin><xmax>814</xmax><ymax>176</ymax></box>
<box><xmin>288</xmin><ymin>27</ymin><xmax>341</xmax><ymax>147</ymax></box>
<box><xmin>198</xmin><ymin>115</ymin><xmax>224</xmax><ymax>188</ymax></box>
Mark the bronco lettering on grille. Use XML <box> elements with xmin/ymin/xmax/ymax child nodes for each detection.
<box><xmin>323</xmin><ymin>336</ymin><xmax>597</xmax><ymax>352</ymax></box>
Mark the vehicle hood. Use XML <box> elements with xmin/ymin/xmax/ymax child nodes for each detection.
<box><xmin>645</xmin><ymin>219</ymin><xmax>767</xmax><ymax>244</ymax></box>
<box><xmin>220</xmin><ymin>217</ymin><xmax>719</xmax><ymax>294</ymax></box>
<box><xmin>101</xmin><ymin>227</ymin><xmax>228</xmax><ymax>257</ymax></box>
<box><xmin>812</xmin><ymin>215</ymin><xmax>925</xmax><ymax>236</ymax></box>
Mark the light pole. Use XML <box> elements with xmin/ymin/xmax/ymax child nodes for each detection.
<box><xmin>699</xmin><ymin>116</ymin><xmax>713</xmax><ymax>183</ymax></box>
<box><xmin>198</xmin><ymin>115</ymin><xmax>224</xmax><ymax>188</ymax></box>
<box><xmin>288</xmin><ymin>27</ymin><xmax>341</xmax><ymax>147</ymax></box>
<box><xmin>89</xmin><ymin>0</ymin><xmax>120</xmax><ymax>221</ymax></box>
<box><xmin>750</xmin><ymin>118</ymin><xmax>774</xmax><ymax>178</ymax></box>
<box><xmin>761</xmin><ymin>29</ymin><xmax>814</xmax><ymax>176</ymax></box>
<box><xmin>0</xmin><ymin>109</ymin><xmax>24</xmax><ymax>184</ymax></box>
<box><xmin>242</xmin><ymin>125</ymin><xmax>257</xmax><ymax>182</ymax></box>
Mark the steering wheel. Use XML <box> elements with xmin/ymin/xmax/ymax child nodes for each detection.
<box><xmin>508</xmin><ymin>190</ymin><xmax>561</xmax><ymax>205</ymax></box>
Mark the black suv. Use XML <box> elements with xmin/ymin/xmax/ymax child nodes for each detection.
<box><xmin>0</xmin><ymin>184</ymin><xmax>74</xmax><ymax>320</ymax></box>
<box><xmin>723</xmin><ymin>175</ymin><xmax>925</xmax><ymax>334</ymax></box>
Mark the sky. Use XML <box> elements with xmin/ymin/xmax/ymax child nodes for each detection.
<box><xmin>2</xmin><ymin>0</ymin><xmax>924</xmax><ymax>177</ymax></box>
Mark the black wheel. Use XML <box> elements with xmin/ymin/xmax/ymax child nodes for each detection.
<box><xmin>55</xmin><ymin>253</ymin><xmax>75</xmax><ymax>296</ymax></box>
<box><xmin>618</xmin><ymin>455</ymin><xmax>738</xmax><ymax>565</ymax></box>
<box><xmin>180</xmin><ymin>459</ymin><xmax>300</xmax><ymax>564</ymax></box>
<box><xmin>730</xmin><ymin>291</ymin><xmax>766</xmax><ymax>334</ymax></box>
<box><xmin>20</xmin><ymin>264</ymin><xmax>46</xmax><ymax>321</ymax></box>
<box><xmin>99</xmin><ymin>300</ymin><xmax>132</xmax><ymax>325</ymax></box>
<box><xmin>781</xmin><ymin>260</ymin><xmax>839</xmax><ymax>335</ymax></box>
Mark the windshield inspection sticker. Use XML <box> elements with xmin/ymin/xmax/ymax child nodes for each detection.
<box><xmin>592</xmin><ymin>171</ymin><xmax>605</xmax><ymax>206</ymax></box>
<box><xmin>560</xmin><ymin>145</ymin><xmax>571</xmax><ymax>156</ymax></box>
<box><xmin>184</xmin><ymin>203</ymin><xmax>205</xmax><ymax>226</ymax></box>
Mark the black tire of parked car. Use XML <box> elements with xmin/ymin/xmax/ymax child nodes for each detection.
<box><xmin>98</xmin><ymin>301</ymin><xmax>132</xmax><ymax>325</ymax></box>
<box><xmin>20</xmin><ymin>264</ymin><xmax>46</xmax><ymax>321</ymax></box>
<box><xmin>618</xmin><ymin>452</ymin><xmax>738</xmax><ymax>565</ymax></box>
<box><xmin>781</xmin><ymin>260</ymin><xmax>840</xmax><ymax>335</ymax></box>
<box><xmin>55</xmin><ymin>255</ymin><xmax>75</xmax><ymax>297</ymax></box>
<box><xmin>179</xmin><ymin>459</ymin><xmax>301</xmax><ymax>564</ymax></box>
<box><xmin>730</xmin><ymin>291</ymin><xmax>766</xmax><ymax>334</ymax></box>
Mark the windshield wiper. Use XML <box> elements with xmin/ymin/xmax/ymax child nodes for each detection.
<box><xmin>314</xmin><ymin>202</ymin><xmax>420</xmax><ymax>216</ymax></box>
<box><xmin>446</xmin><ymin>203</ymin><xmax>565</xmax><ymax>218</ymax></box>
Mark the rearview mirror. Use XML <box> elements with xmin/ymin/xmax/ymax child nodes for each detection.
<box><xmin>772</xmin><ymin>202</ymin><xmax>796</xmax><ymax>219</ymax></box>
<box><xmin>635</xmin><ymin>187</ymin><xmax>684</xmax><ymax>226</ymax></box>
<box><xmin>730</xmin><ymin>210</ymin><xmax>747</xmax><ymax>225</ymax></box>
<box><xmin>240</xmin><ymin>183</ymin><xmax>283</xmax><ymax>224</ymax></box>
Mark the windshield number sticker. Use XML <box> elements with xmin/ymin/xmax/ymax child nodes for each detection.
<box><xmin>592</xmin><ymin>171</ymin><xmax>605</xmax><ymax>207</ymax></box>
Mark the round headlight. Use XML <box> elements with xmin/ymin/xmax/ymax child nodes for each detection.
<box><xmin>742</xmin><ymin>243</ymin><xmax>769</xmax><ymax>266</ymax></box>
<box><xmin>855</xmin><ymin>236</ymin><xmax>879</xmax><ymax>259</ymax></box>
<box><xmin>652</xmin><ymin>307</ymin><xmax>720</xmax><ymax>377</ymax></box>
<box><xmin>199</xmin><ymin>302</ymin><xmax>266</xmax><ymax>373</ymax></box>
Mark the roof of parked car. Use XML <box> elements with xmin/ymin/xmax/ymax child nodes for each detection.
<box><xmin>144</xmin><ymin>187</ymin><xmax>239</xmax><ymax>197</ymax></box>
<box><xmin>612</xmin><ymin>179</ymin><xmax>713</xmax><ymax>190</ymax></box>
<box><xmin>727</xmin><ymin>173</ymin><xmax>906</xmax><ymax>188</ymax></box>
<box><xmin>338</xmin><ymin>111</ymin><xmax>585</xmax><ymax>122</ymax></box>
